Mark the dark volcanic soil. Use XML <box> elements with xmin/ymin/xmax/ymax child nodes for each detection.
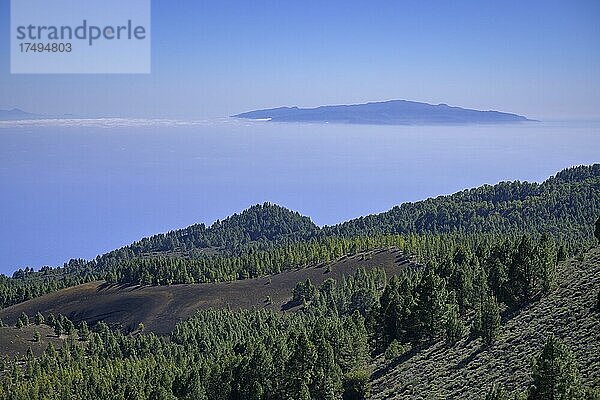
<box><xmin>0</xmin><ymin>325</ymin><xmax>65</xmax><ymax>358</ymax></box>
<box><xmin>0</xmin><ymin>248</ymin><xmax>412</xmax><ymax>336</ymax></box>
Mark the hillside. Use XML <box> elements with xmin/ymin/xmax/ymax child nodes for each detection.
<box><xmin>104</xmin><ymin>164</ymin><xmax>600</xmax><ymax>270</ymax></box>
<box><xmin>325</xmin><ymin>164</ymin><xmax>600</xmax><ymax>241</ymax></box>
<box><xmin>1</xmin><ymin>244</ymin><xmax>597</xmax><ymax>398</ymax></box>
<box><xmin>370</xmin><ymin>247</ymin><xmax>600</xmax><ymax>399</ymax></box>
<box><xmin>0</xmin><ymin>325</ymin><xmax>64</xmax><ymax>359</ymax></box>
<box><xmin>1</xmin><ymin>164</ymin><xmax>598</xmax><ymax>311</ymax></box>
<box><xmin>232</xmin><ymin>100</ymin><xmax>530</xmax><ymax>125</ymax></box>
<box><xmin>0</xmin><ymin>248</ymin><xmax>410</xmax><ymax>337</ymax></box>
<box><xmin>0</xmin><ymin>210</ymin><xmax>598</xmax><ymax>398</ymax></box>
<box><xmin>124</xmin><ymin>202</ymin><xmax>320</xmax><ymax>255</ymax></box>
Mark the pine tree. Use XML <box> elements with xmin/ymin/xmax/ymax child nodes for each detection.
<box><xmin>509</xmin><ymin>235</ymin><xmax>539</xmax><ymax>304</ymax></box>
<box><xmin>54</xmin><ymin>321</ymin><xmax>62</xmax><ymax>337</ymax></box>
<box><xmin>311</xmin><ymin>340</ymin><xmax>342</xmax><ymax>399</ymax></box>
<box><xmin>44</xmin><ymin>342</ymin><xmax>56</xmax><ymax>358</ymax></box>
<box><xmin>557</xmin><ymin>244</ymin><xmax>568</xmax><ymax>263</ymax></box>
<box><xmin>34</xmin><ymin>312</ymin><xmax>44</xmax><ymax>325</ymax></box>
<box><xmin>528</xmin><ymin>335</ymin><xmax>584</xmax><ymax>400</ymax></box>
<box><xmin>349</xmin><ymin>311</ymin><xmax>370</xmax><ymax>369</ymax></box>
<box><xmin>63</xmin><ymin>319</ymin><xmax>75</xmax><ymax>336</ymax></box>
<box><xmin>471</xmin><ymin>260</ymin><xmax>490</xmax><ymax>308</ymax></box>
<box><xmin>445</xmin><ymin>299</ymin><xmax>466</xmax><ymax>346</ymax></box>
<box><xmin>480</xmin><ymin>295</ymin><xmax>501</xmax><ymax>346</ymax></box>
<box><xmin>414</xmin><ymin>267</ymin><xmax>448</xmax><ymax>342</ymax></box>
<box><xmin>449</xmin><ymin>247</ymin><xmax>474</xmax><ymax>311</ymax></box>
<box><xmin>471</xmin><ymin>302</ymin><xmax>483</xmax><ymax>339</ymax></box>
<box><xmin>379</xmin><ymin>274</ymin><xmax>415</xmax><ymax>346</ymax></box>
<box><xmin>46</xmin><ymin>313</ymin><xmax>57</xmax><ymax>328</ymax></box>
<box><xmin>18</xmin><ymin>312</ymin><xmax>29</xmax><ymax>326</ymax></box>
<box><xmin>292</xmin><ymin>279</ymin><xmax>316</xmax><ymax>303</ymax></box>
<box><xmin>78</xmin><ymin>321</ymin><xmax>90</xmax><ymax>341</ymax></box>
<box><xmin>33</xmin><ymin>330</ymin><xmax>41</xmax><ymax>342</ymax></box>
<box><xmin>287</xmin><ymin>331</ymin><xmax>317</xmax><ymax>398</ymax></box>
<box><xmin>539</xmin><ymin>233</ymin><xmax>557</xmax><ymax>294</ymax></box>
<box><xmin>488</xmin><ymin>240</ymin><xmax>513</xmax><ymax>305</ymax></box>
<box><xmin>595</xmin><ymin>216</ymin><xmax>600</xmax><ymax>244</ymax></box>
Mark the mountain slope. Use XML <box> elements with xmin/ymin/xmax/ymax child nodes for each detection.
<box><xmin>370</xmin><ymin>247</ymin><xmax>600</xmax><ymax>399</ymax></box>
<box><xmin>326</xmin><ymin>164</ymin><xmax>600</xmax><ymax>242</ymax></box>
<box><xmin>0</xmin><ymin>249</ymin><xmax>410</xmax><ymax>337</ymax></box>
<box><xmin>101</xmin><ymin>164</ymin><xmax>600</xmax><ymax>269</ymax></box>
<box><xmin>233</xmin><ymin>100</ymin><xmax>530</xmax><ymax>125</ymax></box>
<box><xmin>124</xmin><ymin>202</ymin><xmax>319</xmax><ymax>255</ymax></box>
<box><xmin>2</xmin><ymin>164</ymin><xmax>598</xmax><ymax>310</ymax></box>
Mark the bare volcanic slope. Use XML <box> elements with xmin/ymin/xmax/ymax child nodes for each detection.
<box><xmin>0</xmin><ymin>324</ymin><xmax>64</xmax><ymax>359</ymax></box>
<box><xmin>370</xmin><ymin>248</ymin><xmax>600</xmax><ymax>399</ymax></box>
<box><xmin>0</xmin><ymin>249</ymin><xmax>411</xmax><ymax>336</ymax></box>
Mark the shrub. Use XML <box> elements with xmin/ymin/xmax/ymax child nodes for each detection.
<box><xmin>384</xmin><ymin>340</ymin><xmax>405</xmax><ymax>361</ymax></box>
<box><xmin>342</xmin><ymin>369</ymin><xmax>371</xmax><ymax>400</ymax></box>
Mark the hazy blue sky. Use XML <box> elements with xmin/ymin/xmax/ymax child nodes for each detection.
<box><xmin>1</xmin><ymin>0</ymin><xmax>599</xmax><ymax>119</ymax></box>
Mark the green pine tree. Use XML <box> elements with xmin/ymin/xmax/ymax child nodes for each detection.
<box><xmin>509</xmin><ymin>235</ymin><xmax>539</xmax><ymax>304</ymax></box>
<box><xmin>78</xmin><ymin>321</ymin><xmax>90</xmax><ymax>341</ymax></box>
<box><xmin>414</xmin><ymin>267</ymin><xmax>448</xmax><ymax>342</ymax></box>
<box><xmin>44</xmin><ymin>342</ymin><xmax>56</xmax><ymax>358</ymax></box>
<box><xmin>312</xmin><ymin>341</ymin><xmax>342</xmax><ymax>399</ymax></box>
<box><xmin>527</xmin><ymin>335</ymin><xmax>585</xmax><ymax>400</ymax></box>
<box><xmin>481</xmin><ymin>295</ymin><xmax>501</xmax><ymax>346</ymax></box>
<box><xmin>34</xmin><ymin>312</ymin><xmax>44</xmax><ymax>325</ymax></box>
<box><xmin>63</xmin><ymin>319</ymin><xmax>75</xmax><ymax>335</ymax></box>
<box><xmin>18</xmin><ymin>312</ymin><xmax>29</xmax><ymax>327</ymax></box>
<box><xmin>539</xmin><ymin>233</ymin><xmax>557</xmax><ymax>294</ymax></box>
<box><xmin>287</xmin><ymin>331</ymin><xmax>317</xmax><ymax>398</ymax></box>
<box><xmin>54</xmin><ymin>321</ymin><xmax>62</xmax><ymax>337</ymax></box>
<box><xmin>445</xmin><ymin>300</ymin><xmax>466</xmax><ymax>346</ymax></box>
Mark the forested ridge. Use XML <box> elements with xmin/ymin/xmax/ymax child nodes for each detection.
<box><xmin>324</xmin><ymin>164</ymin><xmax>600</xmax><ymax>239</ymax></box>
<box><xmin>1</xmin><ymin>164</ymin><xmax>598</xmax><ymax>309</ymax></box>
<box><xmin>0</xmin><ymin>164</ymin><xmax>599</xmax><ymax>399</ymax></box>
<box><xmin>99</xmin><ymin>164</ymin><xmax>600</xmax><ymax>256</ymax></box>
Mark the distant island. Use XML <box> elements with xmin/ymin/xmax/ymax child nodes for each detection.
<box><xmin>0</xmin><ymin>108</ymin><xmax>79</xmax><ymax>121</ymax></box>
<box><xmin>232</xmin><ymin>99</ymin><xmax>531</xmax><ymax>125</ymax></box>
<box><xmin>0</xmin><ymin>108</ymin><xmax>45</xmax><ymax>121</ymax></box>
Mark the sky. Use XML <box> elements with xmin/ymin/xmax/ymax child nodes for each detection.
<box><xmin>0</xmin><ymin>0</ymin><xmax>599</xmax><ymax>120</ymax></box>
